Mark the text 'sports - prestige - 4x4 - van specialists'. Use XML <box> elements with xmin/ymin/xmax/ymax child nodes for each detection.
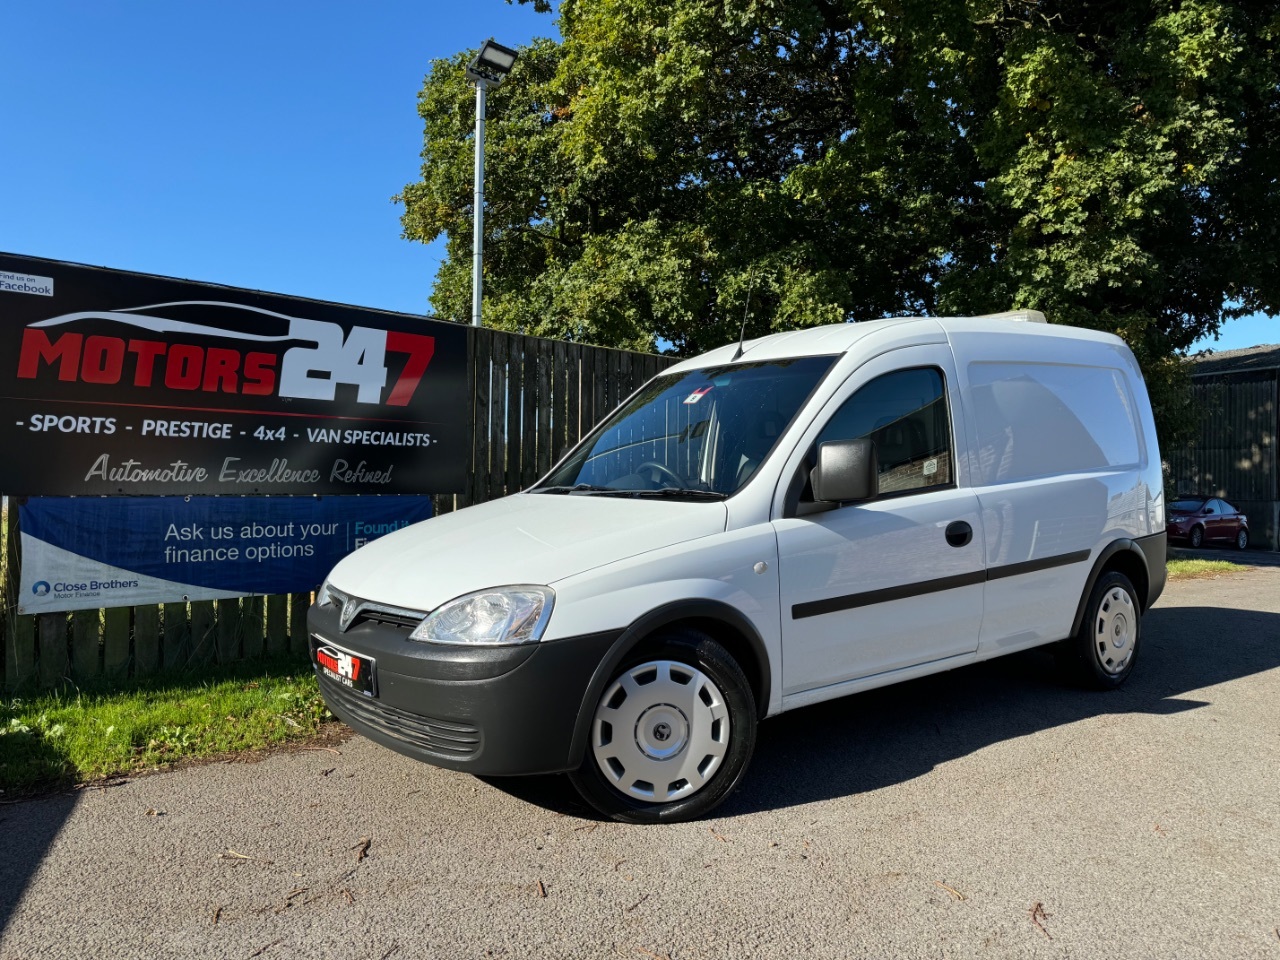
<box><xmin>308</xmin><ymin>312</ymin><xmax>1166</xmax><ymax>824</ymax></box>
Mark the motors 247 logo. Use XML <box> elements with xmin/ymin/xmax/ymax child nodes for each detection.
<box><xmin>14</xmin><ymin>301</ymin><xmax>436</xmax><ymax>407</ymax></box>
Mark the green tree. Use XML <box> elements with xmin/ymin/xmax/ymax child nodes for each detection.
<box><xmin>397</xmin><ymin>0</ymin><xmax>1278</xmax><ymax>437</ymax></box>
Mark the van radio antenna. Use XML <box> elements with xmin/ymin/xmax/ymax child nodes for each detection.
<box><xmin>730</xmin><ymin>268</ymin><xmax>756</xmax><ymax>362</ymax></box>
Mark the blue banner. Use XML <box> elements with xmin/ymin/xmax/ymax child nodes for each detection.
<box><xmin>18</xmin><ymin>495</ymin><xmax>432</xmax><ymax>613</ymax></box>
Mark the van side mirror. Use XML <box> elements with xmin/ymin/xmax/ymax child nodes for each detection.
<box><xmin>811</xmin><ymin>438</ymin><xmax>878</xmax><ymax>503</ymax></box>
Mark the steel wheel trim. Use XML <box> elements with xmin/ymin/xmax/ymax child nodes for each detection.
<box><xmin>590</xmin><ymin>660</ymin><xmax>730</xmax><ymax>803</ymax></box>
<box><xmin>1237</xmin><ymin>530</ymin><xmax>1248</xmax><ymax>549</ymax></box>
<box><xmin>1094</xmin><ymin>586</ymin><xmax>1136</xmax><ymax>675</ymax></box>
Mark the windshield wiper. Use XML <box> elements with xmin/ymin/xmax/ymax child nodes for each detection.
<box><xmin>535</xmin><ymin>484</ymin><xmax>727</xmax><ymax>500</ymax></box>
<box><xmin>533</xmin><ymin>483</ymin><xmax>623</xmax><ymax>495</ymax></box>
<box><xmin>628</xmin><ymin>487</ymin><xmax>728</xmax><ymax>501</ymax></box>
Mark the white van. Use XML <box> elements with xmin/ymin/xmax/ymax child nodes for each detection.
<box><xmin>309</xmin><ymin>313</ymin><xmax>1166</xmax><ymax>823</ymax></box>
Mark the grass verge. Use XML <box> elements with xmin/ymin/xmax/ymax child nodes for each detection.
<box><xmin>1166</xmin><ymin>557</ymin><xmax>1251</xmax><ymax>580</ymax></box>
<box><xmin>0</xmin><ymin>657</ymin><xmax>336</xmax><ymax>795</ymax></box>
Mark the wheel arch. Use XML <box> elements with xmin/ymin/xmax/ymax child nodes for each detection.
<box><xmin>566</xmin><ymin>600</ymin><xmax>772</xmax><ymax>769</ymax></box>
<box><xmin>1068</xmin><ymin>537</ymin><xmax>1161</xmax><ymax>639</ymax></box>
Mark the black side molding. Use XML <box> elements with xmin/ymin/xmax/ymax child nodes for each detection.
<box><xmin>986</xmin><ymin>550</ymin><xmax>1091</xmax><ymax>581</ymax></box>
<box><xmin>793</xmin><ymin>571</ymin><xmax>986</xmax><ymax>619</ymax></box>
<box><xmin>792</xmin><ymin>549</ymin><xmax>1090</xmax><ymax>621</ymax></box>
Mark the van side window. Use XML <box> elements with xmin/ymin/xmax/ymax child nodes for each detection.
<box><xmin>968</xmin><ymin>362</ymin><xmax>1140</xmax><ymax>485</ymax></box>
<box><xmin>816</xmin><ymin>367</ymin><xmax>953</xmax><ymax>495</ymax></box>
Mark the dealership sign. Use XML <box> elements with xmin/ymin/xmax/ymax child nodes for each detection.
<box><xmin>0</xmin><ymin>253</ymin><xmax>469</xmax><ymax>495</ymax></box>
<box><xmin>18</xmin><ymin>495</ymin><xmax>433</xmax><ymax>614</ymax></box>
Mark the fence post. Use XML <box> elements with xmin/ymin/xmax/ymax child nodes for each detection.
<box><xmin>289</xmin><ymin>593</ymin><xmax>310</xmax><ymax>658</ymax></box>
<box><xmin>215</xmin><ymin>599</ymin><xmax>240</xmax><ymax>663</ymax></box>
<box><xmin>465</xmin><ymin>326</ymin><xmax>481</xmax><ymax>508</ymax></box>
<box><xmin>71</xmin><ymin>609</ymin><xmax>100</xmax><ymax>681</ymax></box>
<box><xmin>506</xmin><ymin>335</ymin><xmax>524</xmax><ymax>495</ymax></box>
<box><xmin>553</xmin><ymin>339</ymin><xmax>569</xmax><ymax>462</ymax></box>
<box><xmin>241</xmin><ymin>595</ymin><xmax>264</xmax><ymax>659</ymax></box>
<box><xmin>103</xmin><ymin>607</ymin><xmax>130</xmax><ymax>677</ymax></box>
<box><xmin>521</xmin><ymin>335</ymin><xmax>538</xmax><ymax>489</ymax></box>
<box><xmin>36</xmin><ymin>613</ymin><xmax>68</xmax><ymax>688</ymax></box>
<box><xmin>265</xmin><ymin>594</ymin><xmax>288</xmax><ymax>656</ymax></box>
<box><xmin>189</xmin><ymin>601</ymin><xmax>216</xmax><ymax>666</ymax></box>
<box><xmin>566</xmin><ymin>342</ymin><xmax>583</xmax><ymax>448</ymax></box>
<box><xmin>489</xmin><ymin>332</ymin><xmax>508</xmax><ymax>499</ymax></box>
<box><xmin>4</xmin><ymin>503</ymin><xmax>38</xmax><ymax>691</ymax></box>
<box><xmin>537</xmin><ymin>337</ymin><xmax>554</xmax><ymax>479</ymax></box>
<box><xmin>162</xmin><ymin>601</ymin><xmax>189</xmax><ymax>669</ymax></box>
<box><xmin>134</xmin><ymin>604</ymin><xmax>161</xmax><ymax>676</ymax></box>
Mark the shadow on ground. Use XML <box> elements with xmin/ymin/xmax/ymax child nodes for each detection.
<box><xmin>483</xmin><ymin>600</ymin><xmax>1280</xmax><ymax>819</ymax></box>
<box><xmin>0</xmin><ymin>788</ymin><xmax>78</xmax><ymax>930</ymax></box>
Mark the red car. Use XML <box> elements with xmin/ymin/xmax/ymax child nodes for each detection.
<box><xmin>1167</xmin><ymin>496</ymin><xmax>1249</xmax><ymax>549</ymax></box>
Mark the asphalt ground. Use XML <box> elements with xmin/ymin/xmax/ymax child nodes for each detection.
<box><xmin>2</xmin><ymin>566</ymin><xmax>1278</xmax><ymax>960</ymax></box>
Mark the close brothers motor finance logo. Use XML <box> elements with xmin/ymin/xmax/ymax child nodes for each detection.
<box><xmin>32</xmin><ymin>581</ymin><xmax>51</xmax><ymax>597</ymax></box>
<box><xmin>14</xmin><ymin>301</ymin><xmax>436</xmax><ymax>407</ymax></box>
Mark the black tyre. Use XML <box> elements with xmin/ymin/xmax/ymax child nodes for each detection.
<box><xmin>1236</xmin><ymin>528</ymin><xmax>1249</xmax><ymax>550</ymax></box>
<box><xmin>1057</xmin><ymin>571</ymin><xmax>1141</xmax><ymax>690</ymax></box>
<box><xmin>1189</xmin><ymin>525</ymin><xmax>1204</xmax><ymax>548</ymax></box>
<box><xmin>569</xmin><ymin>628</ymin><xmax>757</xmax><ymax>824</ymax></box>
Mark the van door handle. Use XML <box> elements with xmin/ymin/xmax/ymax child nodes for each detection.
<box><xmin>945</xmin><ymin>521</ymin><xmax>973</xmax><ymax>548</ymax></box>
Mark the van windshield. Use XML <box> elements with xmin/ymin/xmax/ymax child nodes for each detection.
<box><xmin>535</xmin><ymin>356</ymin><xmax>836</xmax><ymax>499</ymax></box>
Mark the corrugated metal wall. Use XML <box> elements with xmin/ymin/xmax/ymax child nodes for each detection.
<box><xmin>1168</xmin><ymin>373</ymin><xmax>1279</xmax><ymax>548</ymax></box>
<box><xmin>1168</xmin><ymin>377</ymin><xmax>1277</xmax><ymax>500</ymax></box>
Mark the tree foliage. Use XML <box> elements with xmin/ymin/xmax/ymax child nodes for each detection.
<box><xmin>397</xmin><ymin>0</ymin><xmax>1278</xmax><ymax>437</ymax></box>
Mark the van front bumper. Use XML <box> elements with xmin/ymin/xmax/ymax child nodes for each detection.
<box><xmin>307</xmin><ymin>601</ymin><xmax>619</xmax><ymax>776</ymax></box>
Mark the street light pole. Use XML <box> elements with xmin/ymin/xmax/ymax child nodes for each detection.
<box><xmin>465</xmin><ymin>38</ymin><xmax>518</xmax><ymax>330</ymax></box>
<box><xmin>471</xmin><ymin>79</ymin><xmax>487</xmax><ymax>328</ymax></box>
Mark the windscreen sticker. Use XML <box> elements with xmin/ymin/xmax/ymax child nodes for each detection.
<box><xmin>683</xmin><ymin>386</ymin><xmax>713</xmax><ymax>404</ymax></box>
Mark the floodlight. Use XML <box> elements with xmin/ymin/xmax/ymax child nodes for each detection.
<box><xmin>467</xmin><ymin>38</ymin><xmax>519</xmax><ymax>86</ymax></box>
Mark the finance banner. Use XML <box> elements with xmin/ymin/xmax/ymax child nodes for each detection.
<box><xmin>17</xmin><ymin>495</ymin><xmax>433</xmax><ymax>613</ymax></box>
<box><xmin>0</xmin><ymin>253</ymin><xmax>469</xmax><ymax>495</ymax></box>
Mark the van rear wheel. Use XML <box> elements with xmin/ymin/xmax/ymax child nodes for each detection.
<box><xmin>1057</xmin><ymin>571</ymin><xmax>1141</xmax><ymax>690</ymax></box>
<box><xmin>569</xmin><ymin>628</ymin><xmax>756</xmax><ymax>824</ymax></box>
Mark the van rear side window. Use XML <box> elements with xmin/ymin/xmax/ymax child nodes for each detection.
<box><xmin>968</xmin><ymin>363</ymin><xmax>1141</xmax><ymax>484</ymax></box>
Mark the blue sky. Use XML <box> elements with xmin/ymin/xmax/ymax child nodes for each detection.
<box><xmin>0</xmin><ymin>1</ymin><xmax>552</xmax><ymax>316</ymax></box>
<box><xmin>1</xmin><ymin>2</ymin><xmax>1273</xmax><ymax>353</ymax></box>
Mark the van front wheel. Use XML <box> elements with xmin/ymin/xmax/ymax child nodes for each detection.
<box><xmin>1058</xmin><ymin>571</ymin><xmax>1141</xmax><ymax>689</ymax></box>
<box><xmin>569</xmin><ymin>629</ymin><xmax>757</xmax><ymax>824</ymax></box>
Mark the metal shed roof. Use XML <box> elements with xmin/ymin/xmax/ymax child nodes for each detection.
<box><xmin>1190</xmin><ymin>342</ymin><xmax>1280</xmax><ymax>377</ymax></box>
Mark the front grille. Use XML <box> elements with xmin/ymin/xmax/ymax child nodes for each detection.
<box><xmin>359</xmin><ymin>608</ymin><xmax>420</xmax><ymax>629</ymax></box>
<box><xmin>318</xmin><ymin>673</ymin><xmax>482</xmax><ymax>761</ymax></box>
<box><xmin>324</xmin><ymin>588</ymin><xmax>424</xmax><ymax>631</ymax></box>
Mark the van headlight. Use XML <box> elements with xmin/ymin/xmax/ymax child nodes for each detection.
<box><xmin>409</xmin><ymin>586</ymin><xmax>554</xmax><ymax>646</ymax></box>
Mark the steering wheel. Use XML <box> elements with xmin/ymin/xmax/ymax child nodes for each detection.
<box><xmin>635</xmin><ymin>461</ymin><xmax>684</xmax><ymax>488</ymax></box>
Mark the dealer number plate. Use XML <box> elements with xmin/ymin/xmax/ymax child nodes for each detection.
<box><xmin>314</xmin><ymin>642</ymin><xmax>376</xmax><ymax>697</ymax></box>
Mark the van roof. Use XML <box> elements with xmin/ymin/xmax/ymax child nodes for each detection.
<box><xmin>664</xmin><ymin>314</ymin><xmax>1117</xmax><ymax>372</ymax></box>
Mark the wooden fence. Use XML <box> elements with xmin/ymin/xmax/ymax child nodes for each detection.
<box><xmin>0</xmin><ymin>328</ymin><xmax>675</xmax><ymax>691</ymax></box>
